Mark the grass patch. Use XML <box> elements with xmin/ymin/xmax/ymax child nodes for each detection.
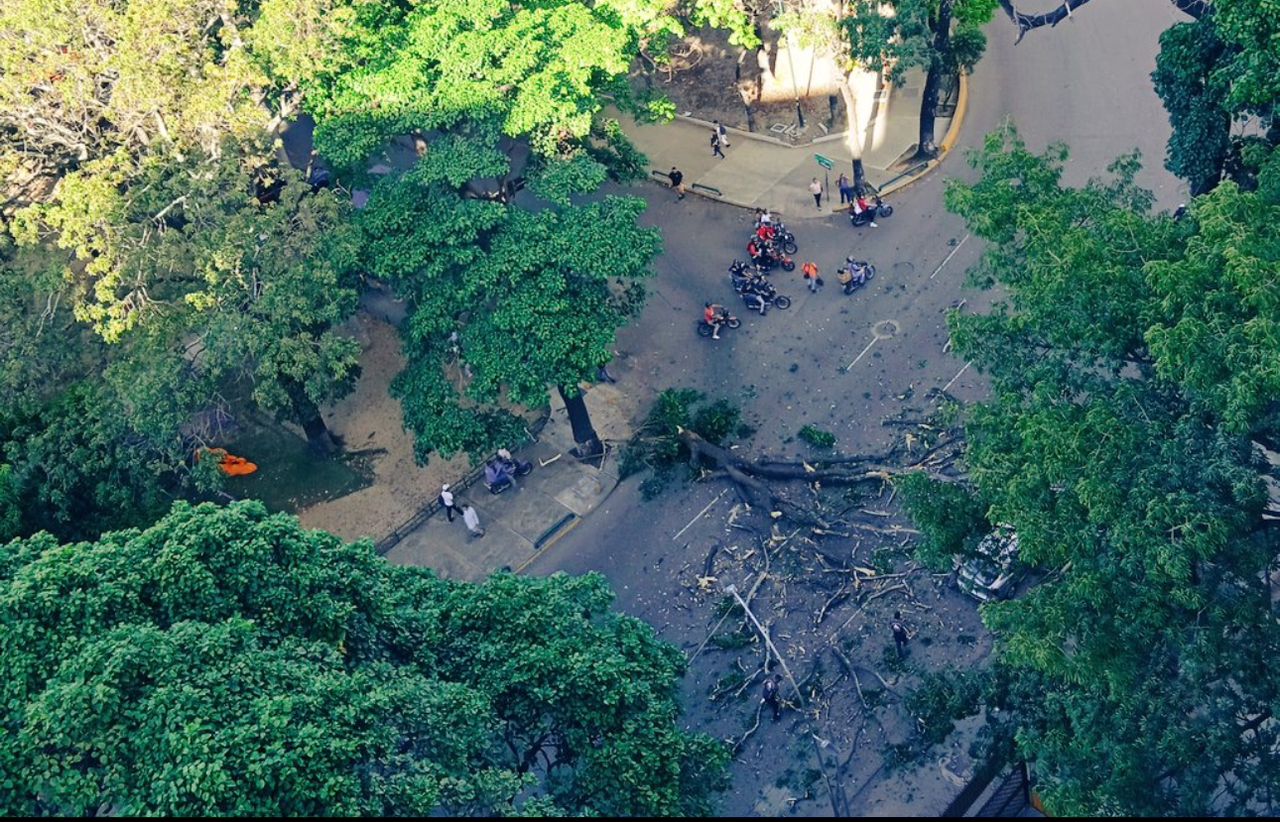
<box><xmin>797</xmin><ymin>424</ymin><xmax>836</xmax><ymax>449</ymax></box>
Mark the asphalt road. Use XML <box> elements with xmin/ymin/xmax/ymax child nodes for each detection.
<box><xmin>528</xmin><ymin>0</ymin><xmax>1189</xmax><ymax>599</ymax></box>
<box><xmin>525</xmin><ymin>0</ymin><xmax>1191</xmax><ymax>814</ymax></box>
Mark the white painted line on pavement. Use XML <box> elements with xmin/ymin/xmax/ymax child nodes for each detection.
<box><xmin>929</xmin><ymin>233</ymin><xmax>970</xmax><ymax>280</ymax></box>
<box><xmin>942</xmin><ymin>360</ymin><xmax>973</xmax><ymax>393</ymax></box>
<box><xmin>673</xmin><ymin>488</ymin><xmax>729</xmax><ymax>541</ymax></box>
<box><xmin>843</xmin><ymin>336</ymin><xmax>880</xmax><ymax>372</ymax></box>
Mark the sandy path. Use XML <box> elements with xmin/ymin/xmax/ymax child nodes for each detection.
<box><xmin>295</xmin><ymin>311</ymin><xmax>470</xmax><ymax>542</ymax></box>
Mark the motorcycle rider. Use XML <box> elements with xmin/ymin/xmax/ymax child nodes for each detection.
<box><xmin>839</xmin><ymin>256</ymin><xmax>870</xmax><ymax>291</ymax></box>
<box><xmin>742</xmin><ymin>289</ymin><xmax>767</xmax><ymax>315</ymax></box>
<box><xmin>704</xmin><ymin>301</ymin><xmax>728</xmax><ymax>340</ymax></box>
<box><xmin>754</xmin><ymin>221</ymin><xmax>777</xmax><ymax>243</ymax></box>
<box><xmin>747</xmin><ymin>238</ymin><xmax>767</xmax><ymax>267</ymax></box>
<box><xmin>852</xmin><ymin>195</ymin><xmax>878</xmax><ymax>228</ymax></box>
<box><xmin>485</xmin><ymin>459</ymin><xmax>513</xmax><ymax>492</ymax></box>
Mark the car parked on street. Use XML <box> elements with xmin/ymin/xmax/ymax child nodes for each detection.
<box><xmin>956</xmin><ymin>526</ymin><xmax>1025</xmax><ymax>603</ymax></box>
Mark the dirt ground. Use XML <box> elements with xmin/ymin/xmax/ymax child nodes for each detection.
<box><xmin>635</xmin><ymin>25</ymin><xmax>850</xmax><ymax>140</ymax></box>
<box><xmin>295</xmin><ymin>310</ymin><xmax>469</xmax><ymax>543</ymax></box>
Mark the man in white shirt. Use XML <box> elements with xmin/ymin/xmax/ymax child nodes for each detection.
<box><xmin>462</xmin><ymin>504</ymin><xmax>485</xmax><ymax>538</ymax></box>
<box><xmin>439</xmin><ymin>483</ymin><xmax>458</xmax><ymax>522</ymax></box>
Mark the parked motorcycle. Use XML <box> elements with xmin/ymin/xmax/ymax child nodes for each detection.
<box><xmin>849</xmin><ymin>196</ymin><xmax>894</xmax><ymax>227</ymax></box>
<box><xmin>499</xmin><ymin>456</ymin><xmax>533</xmax><ymax>477</ymax></box>
<box><xmin>838</xmin><ymin>260</ymin><xmax>876</xmax><ymax>294</ymax></box>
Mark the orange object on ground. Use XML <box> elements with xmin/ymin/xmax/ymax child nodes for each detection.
<box><xmin>197</xmin><ymin>447</ymin><xmax>258</xmax><ymax>477</ymax></box>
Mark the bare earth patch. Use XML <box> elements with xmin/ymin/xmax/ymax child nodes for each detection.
<box><xmin>296</xmin><ymin>311</ymin><xmax>469</xmax><ymax>543</ymax></box>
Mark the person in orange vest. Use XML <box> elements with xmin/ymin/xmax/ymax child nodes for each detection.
<box><xmin>801</xmin><ymin>260</ymin><xmax>821</xmax><ymax>293</ymax></box>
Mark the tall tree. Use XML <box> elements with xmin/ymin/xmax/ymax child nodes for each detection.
<box><xmin>0</xmin><ymin>500</ymin><xmax>730</xmax><ymax>816</ymax></box>
<box><xmin>907</xmin><ymin>127</ymin><xmax>1280</xmax><ymax>815</ymax></box>
<box><xmin>11</xmin><ymin>143</ymin><xmax>363</xmax><ymax>452</ymax></box>
<box><xmin>354</xmin><ymin>127</ymin><xmax>660</xmax><ymax>460</ymax></box>
<box><xmin>842</xmin><ymin>0</ymin><xmax>999</xmax><ymax>161</ymax></box>
<box><xmin>999</xmin><ymin>0</ymin><xmax>1279</xmax><ymax>193</ymax></box>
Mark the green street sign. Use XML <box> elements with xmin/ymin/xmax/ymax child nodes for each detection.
<box><xmin>814</xmin><ymin>154</ymin><xmax>834</xmax><ymax>170</ymax></box>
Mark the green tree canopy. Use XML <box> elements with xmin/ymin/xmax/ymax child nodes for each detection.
<box><xmin>911</xmin><ymin>128</ymin><xmax>1280</xmax><ymax>815</ymax></box>
<box><xmin>0</xmin><ymin>500</ymin><xmax>729</xmax><ymax>816</ymax></box>
<box><xmin>842</xmin><ymin>0</ymin><xmax>998</xmax><ymax>158</ymax></box>
<box><xmin>354</xmin><ymin>126</ymin><xmax>661</xmax><ymax>459</ymax></box>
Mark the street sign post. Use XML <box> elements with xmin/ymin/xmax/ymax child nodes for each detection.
<box><xmin>814</xmin><ymin>155</ymin><xmax>833</xmax><ymax>207</ymax></box>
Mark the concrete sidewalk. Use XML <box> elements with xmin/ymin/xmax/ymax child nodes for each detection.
<box><xmin>383</xmin><ymin>379</ymin><xmax>636</xmax><ymax>581</ymax></box>
<box><xmin>620</xmin><ymin>66</ymin><xmax>962</xmax><ymax>219</ymax></box>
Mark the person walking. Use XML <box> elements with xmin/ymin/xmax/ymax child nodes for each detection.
<box><xmin>462</xmin><ymin>504</ymin><xmax>485</xmax><ymax>538</ymax></box>
<box><xmin>713</xmin><ymin>119</ymin><xmax>730</xmax><ymax>148</ymax></box>
<box><xmin>801</xmin><ymin>260</ymin><xmax>821</xmax><ymax>293</ymax></box>
<box><xmin>891</xmin><ymin>610</ymin><xmax>914</xmax><ymax>658</ymax></box>
<box><xmin>809</xmin><ymin>177</ymin><xmax>823</xmax><ymax>209</ymax></box>
<box><xmin>710</xmin><ymin>131</ymin><xmax>725</xmax><ymax>159</ymax></box>
<box><xmin>668</xmin><ymin>166</ymin><xmax>685</xmax><ymax>200</ymax></box>
<box><xmin>439</xmin><ymin>483</ymin><xmax>458</xmax><ymax>523</ymax></box>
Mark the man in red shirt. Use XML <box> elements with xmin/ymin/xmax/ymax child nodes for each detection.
<box><xmin>703</xmin><ymin>302</ymin><xmax>726</xmax><ymax>339</ymax></box>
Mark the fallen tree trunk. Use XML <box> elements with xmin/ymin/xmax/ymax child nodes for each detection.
<box><xmin>678</xmin><ymin>428</ymin><xmax>962</xmax><ymax>531</ymax></box>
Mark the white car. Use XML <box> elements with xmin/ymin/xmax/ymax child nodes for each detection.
<box><xmin>956</xmin><ymin>527</ymin><xmax>1024</xmax><ymax>603</ymax></box>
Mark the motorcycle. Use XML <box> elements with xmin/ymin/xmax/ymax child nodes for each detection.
<box><xmin>749</xmin><ymin>242</ymin><xmax>795</xmax><ymax>272</ymax></box>
<box><xmin>750</xmin><ymin>224</ymin><xmax>798</xmax><ymax>255</ymax></box>
<box><xmin>772</xmin><ymin>223</ymin><xmax>798</xmax><ymax>254</ymax></box>
<box><xmin>849</xmin><ymin>196</ymin><xmax>894</xmax><ymax>227</ymax></box>
<box><xmin>697</xmin><ymin>312</ymin><xmax>742</xmax><ymax>338</ymax></box>
<box><xmin>838</xmin><ymin>260</ymin><xmax>876</xmax><ymax>294</ymax></box>
<box><xmin>499</xmin><ymin>456</ymin><xmax>533</xmax><ymax>477</ymax></box>
<box><xmin>741</xmin><ymin>289</ymin><xmax>792</xmax><ymax>314</ymax></box>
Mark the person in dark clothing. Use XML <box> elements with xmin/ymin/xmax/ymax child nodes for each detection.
<box><xmin>762</xmin><ymin>676</ymin><xmax>782</xmax><ymax>721</ymax></box>
<box><xmin>892</xmin><ymin>610</ymin><xmax>913</xmax><ymax>658</ymax></box>
<box><xmin>668</xmin><ymin>167</ymin><xmax>686</xmax><ymax>199</ymax></box>
<box><xmin>711</xmin><ymin>131</ymin><xmax>726</xmax><ymax>159</ymax></box>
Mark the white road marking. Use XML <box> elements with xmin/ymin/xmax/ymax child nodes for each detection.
<box><xmin>672</xmin><ymin>488</ymin><xmax>729</xmax><ymax>540</ymax></box>
<box><xmin>843</xmin><ymin>336</ymin><xmax>881</xmax><ymax>371</ymax></box>
<box><xmin>942</xmin><ymin>360</ymin><xmax>973</xmax><ymax>393</ymax></box>
<box><xmin>929</xmin><ymin>233</ymin><xmax>971</xmax><ymax>280</ymax></box>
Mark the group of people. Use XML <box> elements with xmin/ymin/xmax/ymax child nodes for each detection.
<box><xmin>438</xmin><ymin>483</ymin><xmax>485</xmax><ymax>538</ymax></box>
<box><xmin>436</xmin><ymin>448</ymin><xmax>529</xmax><ymax>538</ymax></box>
<box><xmin>746</xmin><ymin>209</ymin><xmax>788</xmax><ymax>269</ymax></box>
<box><xmin>836</xmin><ymin>173</ymin><xmax>880</xmax><ymax>227</ymax></box>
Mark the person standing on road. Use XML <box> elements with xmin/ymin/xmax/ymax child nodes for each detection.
<box><xmin>837</xmin><ymin>173</ymin><xmax>853</xmax><ymax>204</ymax></box>
<box><xmin>668</xmin><ymin>166</ymin><xmax>686</xmax><ymax>200</ymax></box>
<box><xmin>714</xmin><ymin>120</ymin><xmax>730</xmax><ymax>148</ymax></box>
<box><xmin>761</xmin><ymin>675</ymin><xmax>782</xmax><ymax>721</ymax></box>
<box><xmin>439</xmin><ymin>483</ymin><xmax>458</xmax><ymax>523</ymax></box>
<box><xmin>801</xmin><ymin>260</ymin><xmax>821</xmax><ymax>293</ymax></box>
<box><xmin>462</xmin><ymin>504</ymin><xmax>485</xmax><ymax>538</ymax></box>
<box><xmin>892</xmin><ymin>610</ymin><xmax>914</xmax><ymax>658</ymax></box>
<box><xmin>809</xmin><ymin>177</ymin><xmax>823</xmax><ymax>209</ymax></box>
<box><xmin>711</xmin><ymin>131</ymin><xmax>725</xmax><ymax>159</ymax></box>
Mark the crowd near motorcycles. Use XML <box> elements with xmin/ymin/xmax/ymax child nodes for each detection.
<box><xmin>698</xmin><ymin>205</ymin><xmax>880</xmax><ymax>339</ymax></box>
